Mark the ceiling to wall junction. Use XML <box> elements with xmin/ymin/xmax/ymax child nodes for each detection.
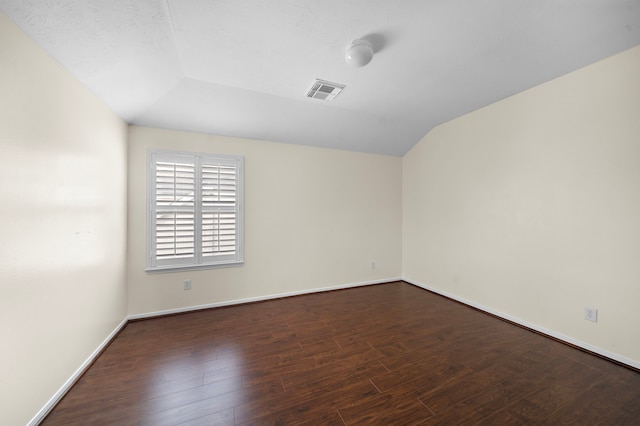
<box><xmin>1</xmin><ymin>0</ymin><xmax>639</xmax><ymax>156</ymax></box>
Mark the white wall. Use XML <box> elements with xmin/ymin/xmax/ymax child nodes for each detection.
<box><xmin>403</xmin><ymin>46</ymin><xmax>640</xmax><ymax>366</ymax></box>
<box><xmin>0</xmin><ymin>11</ymin><xmax>128</xmax><ymax>426</ymax></box>
<box><xmin>127</xmin><ymin>126</ymin><xmax>402</xmax><ymax>315</ymax></box>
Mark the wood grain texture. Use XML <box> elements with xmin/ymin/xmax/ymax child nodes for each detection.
<box><xmin>42</xmin><ymin>282</ymin><xmax>640</xmax><ymax>425</ymax></box>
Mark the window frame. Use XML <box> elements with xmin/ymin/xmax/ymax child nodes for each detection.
<box><xmin>146</xmin><ymin>149</ymin><xmax>244</xmax><ymax>273</ymax></box>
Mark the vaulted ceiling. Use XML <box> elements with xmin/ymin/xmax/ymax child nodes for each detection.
<box><xmin>2</xmin><ymin>0</ymin><xmax>639</xmax><ymax>156</ymax></box>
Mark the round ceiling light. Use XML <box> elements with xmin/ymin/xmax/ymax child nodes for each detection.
<box><xmin>345</xmin><ymin>39</ymin><xmax>374</xmax><ymax>67</ymax></box>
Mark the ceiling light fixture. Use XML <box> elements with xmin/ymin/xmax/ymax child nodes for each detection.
<box><xmin>345</xmin><ymin>39</ymin><xmax>374</xmax><ymax>67</ymax></box>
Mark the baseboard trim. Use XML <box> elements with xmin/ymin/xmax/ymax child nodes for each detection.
<box><xmin>404</xmin><ymin>278</ymin><xmax>640</xmax><ymax>371</ymax></box>
<box><xmin>127</xmin><ymin>277</ymin><xmax>401</xmax><ymax>321</ymax></box>
<box><xmin>28</xmin><ymin>317</ymin><xmax>129</xmax><ymax>426</ymax></box>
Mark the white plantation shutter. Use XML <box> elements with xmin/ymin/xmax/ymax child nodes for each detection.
<box><xmin>201</xmin><ymin>164</ymin><xmax>237</xmax><ymax>258</ymax></box>
<box><xmin>147</xmin><ymin>150</ymin><xmax>243</xmax><ymax>271</ymax></box>
<box><xmin>155</xmin><ymin>161</ymin><xmax>196</xmax><ymax>262</ymax></box>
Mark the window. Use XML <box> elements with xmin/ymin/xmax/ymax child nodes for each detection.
<box><xmin>146</xmin><ymin>149</ymin><xmax>243</xmax><ymax>272</ymax></box>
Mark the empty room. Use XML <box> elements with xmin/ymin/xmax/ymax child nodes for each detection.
<box><xmin>1</xmin><ymin>1</ymin><xmax>639</xmax><ymax>425</ymax></box>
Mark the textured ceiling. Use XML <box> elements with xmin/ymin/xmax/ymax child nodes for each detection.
<box><xmin>2</xmin><ymin>0</ymin><xmax>640</xmax><ymax>156</ymax></box>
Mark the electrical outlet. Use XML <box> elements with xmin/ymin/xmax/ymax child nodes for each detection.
<box><xmin>584</xmin><ymin>307</ymin><xmax>597</xmax><ymax>322</ymax></box>
<box><xmin>183</xmin><ymin>279</ymin><xmax>191</xmax><ymax>290</ymax></box>
<box><xmin>371</xmin><ymin>261</ymin><xmax>376</xmax><ymax>270</ymax></box>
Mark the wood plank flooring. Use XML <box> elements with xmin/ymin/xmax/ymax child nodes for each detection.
<box><xmin>42</xmin><ymin>282</ymin><xmax>640</xmax><ymax>425</ymax></box>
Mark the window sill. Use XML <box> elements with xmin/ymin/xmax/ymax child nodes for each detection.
<box><xmin>145</xmin><ymin>261</ymin><xmax>244</xmax><ymax>274</ymax></box>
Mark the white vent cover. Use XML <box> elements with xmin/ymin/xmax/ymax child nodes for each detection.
<box><xmin>306</xmin><ymin>79</ymin><xmax>345</xmax><ymax>101</ymax></box>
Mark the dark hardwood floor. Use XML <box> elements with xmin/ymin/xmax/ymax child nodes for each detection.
<box><xmin>42</xmin><ymin>281</ymin><xmax>640</xmax><ymax>425</ymax></box>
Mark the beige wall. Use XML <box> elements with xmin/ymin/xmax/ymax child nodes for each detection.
<box><xmin>0</xmin><ymin>12</ymin><xmax>128</xmax><ymax>426</ymax></box>
<box><xmin>127</xmin><ymin>126</ymin><xmax>402</xmax><ymax>315</ymax></box>
<box><xmin>403</xmin><ymin>46</ymin><xmax>640</xmax><ymax>366</ymax></box>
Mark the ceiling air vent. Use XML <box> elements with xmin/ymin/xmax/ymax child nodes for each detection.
<box><xmin>306</xmin><ymin>79</ymin><xmax>345</xmax><ymax>101</ymax></box>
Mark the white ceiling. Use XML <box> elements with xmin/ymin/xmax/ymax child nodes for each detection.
<box><xmin>2</xmin><ymin>0</ymin><xmax>640</xmax><ymax>156</ymax></box>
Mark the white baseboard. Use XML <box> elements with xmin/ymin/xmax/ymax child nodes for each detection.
<box><xmin>128</xmin><ymin>277</ymin><xmax>401</xmax><ymax>320</ymax></box>
<box><xmin>404</xmin><ymin>278</ymin><xmax>640</xmax><ymax>371</ymax></box>
<box><xmin>28</xmin><ymin>317</ymin><xmax>129</xmax><ymax>426</ymax></box>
